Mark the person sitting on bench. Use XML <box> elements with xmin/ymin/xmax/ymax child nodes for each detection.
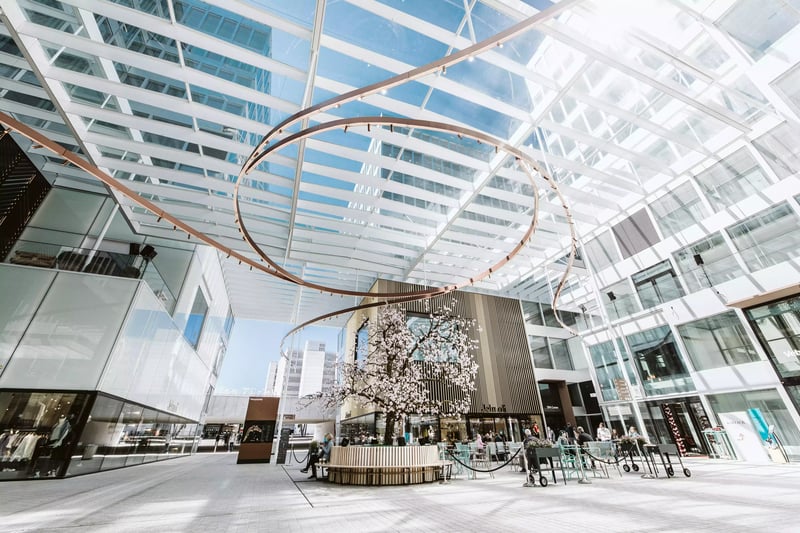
<box><xmin>305</xmin><ymin>433</ymin><xmax>333</xmax><ymax>479</ymax></box>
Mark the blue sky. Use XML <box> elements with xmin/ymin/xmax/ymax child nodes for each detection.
<box><xmin>216</xmin><ymin>318</ymin><xmax>342</xmax><ymax>394</ymax></box>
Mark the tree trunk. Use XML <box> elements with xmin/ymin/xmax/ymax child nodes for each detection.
<box><xmin>383</xmin><ymin>412</ymin><xmax>396</xmax><ymax>446</ymax></box>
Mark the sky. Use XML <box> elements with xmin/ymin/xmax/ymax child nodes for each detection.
<box><xmin>215</xmin><ymin>318</ymin><xmax>342</xmax><ymax>394</ymax></box>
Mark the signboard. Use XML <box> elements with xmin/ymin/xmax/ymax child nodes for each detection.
<box><xmin>613</xmin><ymin>378</ymin><xmax>631</xmax><ymax>401</ymax></box>
<box><xmin>237</xmin><ymin>397</ymin><xmax>279</xmax><ymax>464</ymax></box>
<box><xmin>718</xmin><ymin>411</ymin><xmax>770</xmax><ymax>464</ymax></box>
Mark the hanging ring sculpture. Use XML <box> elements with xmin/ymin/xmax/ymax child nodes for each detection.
<box><xmin>0</xmin><ymin>2</ymin><xmax>581</xmax><ymax>356</ymax></box>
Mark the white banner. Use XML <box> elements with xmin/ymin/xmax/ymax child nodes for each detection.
<box><xmin>718</xmin><ymin>411</ymin><xmax>770</xmax><ymax>464</ymax></box>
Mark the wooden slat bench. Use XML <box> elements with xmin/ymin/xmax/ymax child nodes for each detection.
<box><xmin>325</xmin><ymin>446</ymin><xmax>450</xmax><ymax>485</ymax></box>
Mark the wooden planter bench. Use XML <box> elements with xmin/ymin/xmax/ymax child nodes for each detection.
<box><xmin>326</xmin><ymin>445</ymin><xmax>449</xmax><ymax>485</ymax></box>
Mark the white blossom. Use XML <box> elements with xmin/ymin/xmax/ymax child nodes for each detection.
<box><xmin>315</xmin><ymin>300</ymin><xmax>479</xmax><ymax>443</ymax></box>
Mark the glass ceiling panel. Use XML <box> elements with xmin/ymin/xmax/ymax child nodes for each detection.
<box><xmin>244</xmin><ymin>0</ymin><xmax>317</xmax><ymax>28</ymax></box>
<box><xmin>316</xmin><ymin>47</ymin><xmax>398</xmax><ymax>89</ymax></box>
<box><xmin>175</xmin><ymin>0</ymin><xmax>273</xmax><ymax>55</ymax></box>
<box><xmin>377</xmin><ymin>0</ymin><xmax>466</xmax><ymax>31</ymax></box>
<box><xmin>323</xmin><ymin>2</ymin><xmax>449</xmax><ymax>67</ymax></box>
<box><xmin>442</xmin><ymin>59</ymin><xmax>533</xmax><ymax>112</ymax></box>
<box><xmin>426</xmin><ymin>88</ymin><xmax>522</xmax><ymax>139</ymax></box>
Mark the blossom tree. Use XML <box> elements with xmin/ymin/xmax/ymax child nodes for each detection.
<box><xmin>321</xmin><ymin>300</ymin><xmax>479</xmax><ymax>445</ymax></box>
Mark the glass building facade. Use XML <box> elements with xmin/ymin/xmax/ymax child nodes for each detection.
<box><xmin>2</xmin><ymin>0</ymin><xmax>800</xmax><ymax>468</ymax></box>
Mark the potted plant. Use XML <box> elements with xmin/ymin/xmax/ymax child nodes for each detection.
<box><xmin>525</xmin><ymin>437</ymin><xmax>560</xmax><ymax>462</ymax></box>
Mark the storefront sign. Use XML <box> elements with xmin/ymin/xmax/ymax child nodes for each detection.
<box><xmin>481</xmin><ymin>404</ymin><xmax>507</xmax><ymax>413</ymax></box>
<box><xmin>661</xmin><ymin>404</ymin><xmax>686</xmax><ymax>456</ymax></box>
<box><xmin>782</xmin><ymin>349</ymin><xmax>800</xmax><ymax>360</ymax></box>
<box><xmin>718</xmin><ymin>411</ymin><xmax>770</xmax><ymax>464</ymax></box>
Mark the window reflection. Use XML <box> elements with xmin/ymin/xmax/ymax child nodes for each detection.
<box><xmin>726</xmin><ymin>202</ymin><xmax>800</xmax><ymax>272</ymax></box>
<box><xmin>67</xmin><ymin>394</ymin><xmax>197</xmax><ymax>476</ymax></box>
<box><xmin>0</xmin><ymin>391</ymin><xmax>91</xmax><ymax>479</ymax></box>
<box><xmin>626</xmin><ymin>326</ymin><xmax>694</xmax><ymax>397</ymax></box>
<box><xmin>678</xmin><ymin>312</ymin><xmax>759</xmax><ymax>371</ymax></box>
<box><xmin>601</xmin><ymin>279</ymin><xmax>640</xmax><ymax>321</ymax></box>
<box><xmin>673</xmin><ymin>232</ymin><xmax>745</xmax><ymax>292</ymax></box>
<box><xmin>632</xmin><ymin>260</ymin><xmax>685</xmax><ymax>309</ymax></box>
<box><xmin>746</xmin><ymin>295</ymin><xmax>800</xmax><ymax>379</ymax></box>
<box><xmin>649</xmin><ymin>182</ymin><xmax>708</xmax><ymax>237</ymax></box>
<box><xmin>184</xmin><ymin>289</ymin><xmax>209</xmax><ymax>347</ymax></box>
<box><xmin>695</xmin><ymin>147</ymin><xmax>770</xmax><ymax>211</ymax></box>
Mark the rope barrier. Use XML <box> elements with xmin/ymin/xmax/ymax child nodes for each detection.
<box><xmin>290</xmin><ymin>444</ymin><xmax>310</xmax><ymax>465</ymax></box>
<box><xmin>445</xmin><ymin>446</ymin><xmax>523</xmax><ymax>473</ymax></box>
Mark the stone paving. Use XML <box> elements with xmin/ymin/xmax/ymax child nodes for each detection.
<box><xmin>1</xmin><ymin>452</ymin><xmax>798</xmax><ymax>532</ymax></box>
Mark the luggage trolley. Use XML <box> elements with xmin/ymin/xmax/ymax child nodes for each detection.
<box><xmin>653</xmin><ymin>443</ymin><xmax>691</xmax><ymax>478</ymax></box>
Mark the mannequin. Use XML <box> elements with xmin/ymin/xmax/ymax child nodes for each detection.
<box><xmin>49</xmin><ymin>415</ymin><xmax>71</xmax><ymax>447</ymax></box>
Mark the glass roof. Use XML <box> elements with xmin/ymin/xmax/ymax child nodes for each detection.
<box><xmin>2</xmin><ymin>0</ymin><xmax>800</xmax><ymax>325</ymax></box>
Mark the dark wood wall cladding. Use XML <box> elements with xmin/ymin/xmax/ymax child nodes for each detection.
<box><xmin>373</xmin><ymin>280</ymin><xmax>541</xmax><ymax>415</ymax></box>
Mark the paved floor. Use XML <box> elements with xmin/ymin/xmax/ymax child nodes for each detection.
<box><xmin>1</xmin><ymin>452</ymin><xmax>798</xmax><ymax>532</ymax></box>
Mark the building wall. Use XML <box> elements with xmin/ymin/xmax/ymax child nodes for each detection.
<box><xmin>341</xmin><ymin>280</ymin><xmax>542</xmax><ymax>418</ymax></box>
<box><xmin>0</xmin><ymin>185</ymin><xmax>231</xmax><ymax>423</ymax></box>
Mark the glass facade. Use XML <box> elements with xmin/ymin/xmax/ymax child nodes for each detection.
<box><xmin>550</xmin><ymin>339</ymin><xmax>575</xmax><ymax>371</ymax></box>
<box><xmin>184</xmin><ymin>289</ymin><xmax>209</xmax><ymax>348</ymax></box>
<box><xmin>677</xmin><ymin>312</ymin><xmax>760</xmax><ymax>371</ymax></box>
<box><xmin>745</xmin><ymin>296</ymin><xmax>800</xmax><ymax>380</ymax></box>
<box><xmin>753</xmin><ymin>123</ymin><xmax>800</xmax><ymax>179</ymax></box>
<box><xmin>694</xmin><ymin>147</ymin><xmax>771</xmax><ymax>211</ymax></box>
<box><xmin>627</xmin><ymin>326</ymin><xmax>694</xmax><ymax>397</ymax></box>
<box><xmin>583</xmin><ymin>231</ymin><xmax>620</xmax><ymax>272</ymax></box>
<box><xmin>726</xmin><ymin>203</ymin><xmax>800</xmax><ymax>272</ymax></box>
<box><xmin>707</xmin><ymin>389</ymin><xmax>800</xmax><ymax>461</ymax></box>
<box><xmin>602</xmin><ymin>279</ymin><xmax>640</xmax><ymax>321</ymax></box>
<box><xmin>0</xmin><ymin>391</ymin><xmax>91</xmax><ymax>480</ymax></box>
<box><xmin>632</xmin><ymin>260</ymin><xmax>685</xmax><ymax>310</ymax></box>
<box><xmin>589</xmin><ymin>341</ymin><xmax>626</xmax><ymax>402</ymax></box>
<box><xmin>649</xmin><ymin>182</ymin><xmax>708</xmax><ymax>237</ymax></box>
<box><xmin>529</xmin><ymin>336</ymin><xmax>552</xmax><ymax>369</ymax></box>
<box><xmin>673</xmin><ymin>232</ymin><xmax>745</xmax><ymax>292</ymax></box>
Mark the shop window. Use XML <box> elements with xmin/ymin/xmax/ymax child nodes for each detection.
<box><xmin>626</xmin><ymin>326</ymin><xmax>694</xmax><ymax>397</ymax></box>
<box><xmin>726</xmin><ymin>202</ymin><xmax>800</xmax><ymax>272</ymax></box>
<box><xmin>649</xmin><ymin>182</ymin><xmax>709</xmax><ymax>237</ymax></box>
<box><xmin>673</xmin><ymin>232</ymin><xmax>745</xmax><ymax>292</ymax></box>
<box><xmin>695</xmin><ymin>147</ymin><xmax>770</xmax><ymax>211</ymax></box>
<box><xmin>0</xmin><ymin>391</ymin><xmax>91</xmax><ymax>480</ymax></box>
<box><xmin>708</xmin><ymin>389</ymin><xmax>800</xmax><ymax>461</ymax></box>
<box><xmin>602</xmin><ymin>279</ymin><xmax>641</xmax><ymax>321</ymax></box>
<box><xmin>745</xmin><ymin>295</ymin><xmax>800</xmax><ymax>379</ymax></box>
<box><xmin>632</xmin><ymin>260</ymin><xmax>685</xmax><ymax>310</ymax></box>
<box><xmin>611</xmin><ymin>209</ymin><xmax>660</xmax><ymax>259</ymax></box>
<box><xmin>184</xmin><ymin>289</ymin><xmax>209</xmax><ymax>348</ymax></box>
<box><xmin>678</xmin><ymin>312</ymin><xmax>760</xmax><ymax>371</ymax></box>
